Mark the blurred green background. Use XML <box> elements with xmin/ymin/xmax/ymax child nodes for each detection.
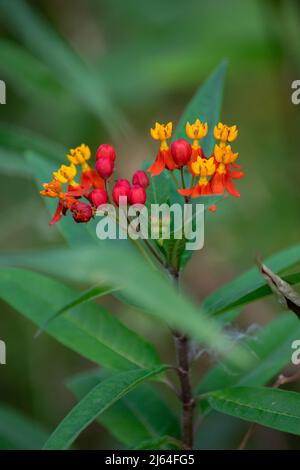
<box><xmin>0</xmin><ymin>0</ymin><xmax>300</xmax><ymax>449</ymax></box>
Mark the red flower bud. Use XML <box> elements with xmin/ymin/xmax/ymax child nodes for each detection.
<box><xmin>129</xmin><ymin>184</ymin><xmax>147</xmax><ymax>205</ymax></box>
<box><xmin>115</xmin><ymin>178</ymin><xmax>131</xmax><ymax>190</ymax></box>
<box><xmin>96</xmin><ymin>144</ymin><xmax>116</xmax><ymax>162</ymax></box>
<box><xmin>112</xmin><ymin>181</ymin><xmax>131</xmax><ymax>206</ymax></box>
<box><xmin>96</xmin><ymin>156</ymin><xmax>114</xmax><ymax>179</ymax></box>
<box><xmin>132</xmin><ymin>170</ymin><xmax>149</xmax><ymax>188</ymax></box>
<box><xmin>170</xmin><ymin>139</ymin><xmax>192</xmax><ymax>167</ymax></box>
<box><xmin>88</xmin><ymin>189</ymin><xmax>108</xmax><ymax>207</ymax></box>
<box><xmin>71</xmin><ymin>201</ymin><xmax>93</xmax><ymax>223</ymax></box>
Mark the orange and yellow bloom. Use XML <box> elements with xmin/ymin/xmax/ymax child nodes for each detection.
<box><xmin>40</xmin><ymin>143</ymin><xmax>150</xmax><ymax>224</ymax></box>
<box><xmin>147</xmin><ymin>122</ymin><xmax>177</xmax><ymax>176</ymax></box>
<box><xmin>148</xmin><ymin>118</ymin><xmax>243</xmax><ymax>207</ymax></box>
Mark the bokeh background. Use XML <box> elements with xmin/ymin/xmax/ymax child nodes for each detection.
<box><xmin>0</xmin><ymin>0</ymin><xmax>300</xmax><ymax>449</ymax></box>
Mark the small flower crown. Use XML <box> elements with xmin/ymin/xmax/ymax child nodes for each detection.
<box><xmin>40</xmin><ymin>144</ymin><xmax>149</xmax><ymax>225</ymax></box>
<box><xmin>148</xmin><ymin>120</ymin><xmax>243</xmax><ymax>206</ymax></box>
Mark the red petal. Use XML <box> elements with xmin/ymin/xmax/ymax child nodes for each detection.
<box><xmin>164</xmin><ymin>149</ymin><xmax>177</xmax><ymax>171</ymax></box>
<box><xmin>232</xmin><ymin>163</ymin><xmax>243</xmax><ymax>171</ymax></box>
<box><xmin>201</xmin><ymin>182</ymin><xmax>213</xmax><ymax>195</ymax></box>
<box><xmin>147</xmin><ymin>152</ymin><xmax>165</xmax><ymax>176</ymax></box>
<box><xmin>209</xmin><ymin>204</ymin><xmax>217</xmax><ymax>212</ymax></box>
<box><xmin>80</xmin><ymin>171</ymin><xmax>92</xmax><ymax>191</ymax></box>
<box><xmin>225</xmin><ymin>176</ymin><xmax>240</xmax><ymax>197</ymax></box>
<box><xmin>178</xmin><ymin>188</ymin><xmax>192</xmax><ymax>196</ymax></box>
<box><xmin>191</xmin><ymin>184</ymin><xmax>203</xmax><ymax>198</ymax></box>
<box><xmin>211</xmin><ymin>173</ymin><xmax>225</xmax><ymax>194</ymax></box>
<box><xmin>230</xmin><ymin>170</ymin><xmax>244</xmax><ymax>179</ymax></box>
<box><xmin>89</xmin><ymin>169</ymin><xmax>105</xmax><ymax>189</ymax></box>
<box><xmin>50</xmin><ymin>200</ymin><xmax>63</xmax><ymax>225</ymax></box>
<box><xmin>66</xmin><ymin>186</ymin><xmax>86</xmax><ymax>197</ymax></box>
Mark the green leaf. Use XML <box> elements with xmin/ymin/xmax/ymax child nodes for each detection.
<box><xmin>67</xmin><ymin>369</ymin><xmax>180</xmax><ymax>446</ymax></box>
<box><xmin>0</xmin><ymin>247</ymin><xmax>254</xmax><ymax>369</ymax></box>
<box><xmin>132</xmin><ymin>436</ymin><xmax>180</xmax><ymax>450</ymax></box>
<box><xmin>202</xmin><ymin>242</ymin><xmax>300</xmax><ymax>317</ymax></box>
<box><xmin>143</xmin><ymin>166</ymin><xmax>171</xmax><ymax>207</ymax></box>
<box><xmin>0</xmin><ymin>39</ymin><xmax>66</xmax><ymax>106</ymax></box>
<box><xmin>173</xmin><ymin>61</ymin><xmax>227</xmax><ymax>155</ymax></box>
<box><xmin>0</xmin><ymin>268</ymin><xmax>162</xmax><ymax>371</ymax></box>
<box><xmin>171</xmin><ymin>62</ymin><xmax>227</xmax><ymax>196</ymax></box>
<box><xmin>0</xmin><ymin>124</ymin><xmax>65</xmax><ymax>163</ymax></box>
<box><xmin>198</xmin><ymin>313</ymin><xmax>300</xmax><ymax>395</ymax></box>
<box><xmin>0</xmin><ymin>0</ymin><xmax>129</xmax><ymax>136</ymax></box>
<box><xmin>43</xmin><ymin>366</ymin><xmax>169</xmax><ymax>450</ymax></box>
<box><xmin>0</xmin><ymin>404</ymin><xmax>48</xmax><ymax>450</ymax></box>
<box><xmin>208</xmin><ymin>387</ymin><xmax>300</xmax><ymax>436</ymax></box>
<box><xmin>0</xmin><ymin>148</ymin><xmax>31</xmax><ymax>177</ymax></box>
<box><xmin>38</xmin><ymin>283</ymin><xmax>121</xmax><ymax>335</ymax></box>
<box><xmin>168</xmin><ymin>62</ymin><xmax>227</xmax><ymax>269</ymax></box>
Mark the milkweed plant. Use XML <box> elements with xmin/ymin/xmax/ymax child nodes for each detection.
<box><xmin>2</xmin><ymin>63</ymin><xmax>300</xmax><ymax>450</ymax></box>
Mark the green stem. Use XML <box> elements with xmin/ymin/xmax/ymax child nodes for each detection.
<box><xmin>180</xmin><ymin>168</ymin><xmax>186</xmax><ymax>189</ymax></box>
<box><xmin>170</xmin><ymin>170</ymin><xmax>180</xmax><ymax>188</ymax></box>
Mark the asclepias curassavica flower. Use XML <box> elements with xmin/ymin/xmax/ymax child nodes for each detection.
<box><xmin>40</xmin><ymin>118</ymin><xmax>243</xmax><ymax>450</ymax></box>
<box><xmin>40</xmin><ymin>119</ymin><xmax>243</xmax><ymax>225</ymax></box>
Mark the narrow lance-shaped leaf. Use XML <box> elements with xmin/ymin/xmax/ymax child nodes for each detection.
<box><xmin>37</xmin><ymin>283</ymin><xmax>121</xmax><ymax>336</ymax></box>
<box><xmin>0</xmin><ymin>268</ymin><xmax>162</xmax><ymax>371</ymax></box>
<box><xmin>133</xmin><ymin>436</ymin><xmax>182</xmax><ymax>450</ymax></box>
<box><xmin>0</xmin><ymin>247</ymin><xmax>255</xmax><ymax>369</ymax></box>
<box><xmin>0</xmin><ymin>124</ymin><xmax>65</xmax><ymax>162</ymax></box>
<box><xmin>207</xmin><ymin>387</ymin><xmax>300</xmax><ymax>436</ymax></box>
<box><xmin>0</xmin><ymin>405</ymin><xmax>48</xmax><ymax>450</ymax></box>
<box><xmin>0</xmin><ymin>0</ymin><xmax>129</xmax><ymax>136</ymax></box>
<box><xmin>0</xmin><ymin>39</ymin><xmax>67</xmax><ymax>106</ymax></box>
<box><xmin>170</xmin><ymin>62</ymin><xmax>227</xmax><ymax>268</ymax></box>
<box><xmin>66</xmin><ymin>369</ymin><xmax>180</xmax><ymax>447</ymax></box>
<box><xmin>173</xmin><ymin>60</ymin><xmax>227</xmax><ymax>155</ymax></box>
<box><xmin>43</xmin><ymin>366</ymin><xmax>169</xmax><ymax>450</ymax></box>
<box><xmin>197</xmin><ymin>312</ymin><xmax>300</xmax><ymax>395</ymax></box>
<box><xmin>202</xmin><ymin>242</ymin><xmax>300</xmax><ymax>317</ymax></box>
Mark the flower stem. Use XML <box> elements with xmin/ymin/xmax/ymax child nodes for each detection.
<box><xmin>180</xmin><ymin>168</ymin><xmax>186</xmax><ymax>189</ymax></box>
<box><xmin>170</xmin><ymin>170</ymin><xmax>180</xmax><ymax>188</ymax></box>
<box><xmin>180</xmin><ymin>168</ymin><xmax>190</xmax><ymax>204</ymax></box>
<box><xmin>142</xmin><ymin>238</ymin><xmax>166</xmax><ymax>266</ymax></box>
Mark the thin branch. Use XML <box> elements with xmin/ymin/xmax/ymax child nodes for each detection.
<box><xmin>170</xmin><ymin>170</ymin><xmax>180</xmax><ymax>188</ymax></box>
<box><xmin>173</xmin><ymin>330</ymin><xmax>195</xmax><ymax>449</ymax></box>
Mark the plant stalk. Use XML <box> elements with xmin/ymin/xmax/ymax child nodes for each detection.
<box><xmin>170</xmin><ymin>269</ymin><xmax>195</xmax><ymax>449</ymax></box>
<box><xmin>173</xmin><ymin>331</ymin><xmax>195</xmax><ymax>449</ymax></box>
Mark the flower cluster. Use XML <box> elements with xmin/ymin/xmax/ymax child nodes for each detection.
<box><xmin>147</xmin><ymin>120</ymin><xmax>243</xmax><ymax>206</ymax></box>
<box><xmin>40</xmin><ymin>144</ymin><xmax>149</xmax><ymax>224</ymax></box>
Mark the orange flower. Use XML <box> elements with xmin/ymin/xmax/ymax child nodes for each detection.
<box><xmin>211</xmin><ymin>142</ymin><xmax>243</xmax><ymax>197</ymax></box>
<box><xmin>40</xmin><ymin>179</ymin><xmax>79</xmax><ymax>225</ymax></box>
<box><xmin>185</xmin><ymin>119</ymin><xmax>208</xmax><ymax>175</ymax></box>
<box><xmin>40</xmin><ymin>180</ymin><xmax>63</xmax><ymax>198</ymax></box>
<box><xmin>67</xmin><ymin>144</ymin><xmax>104</xmax><ymax>190</ymax></box>
<box><xmin>179</xmin><ymin>156</ymin><xmax>216</xmax><ymax>198</ymax></box>
<box><xmin>147</xmin><ymin>122</ymin><xmax>177</xmax><ymax>176</ymax></box>
<box><xmin>214</xmin><ymin>123</ymin><xmax>238</xmax><ymax>144</ymax></box>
